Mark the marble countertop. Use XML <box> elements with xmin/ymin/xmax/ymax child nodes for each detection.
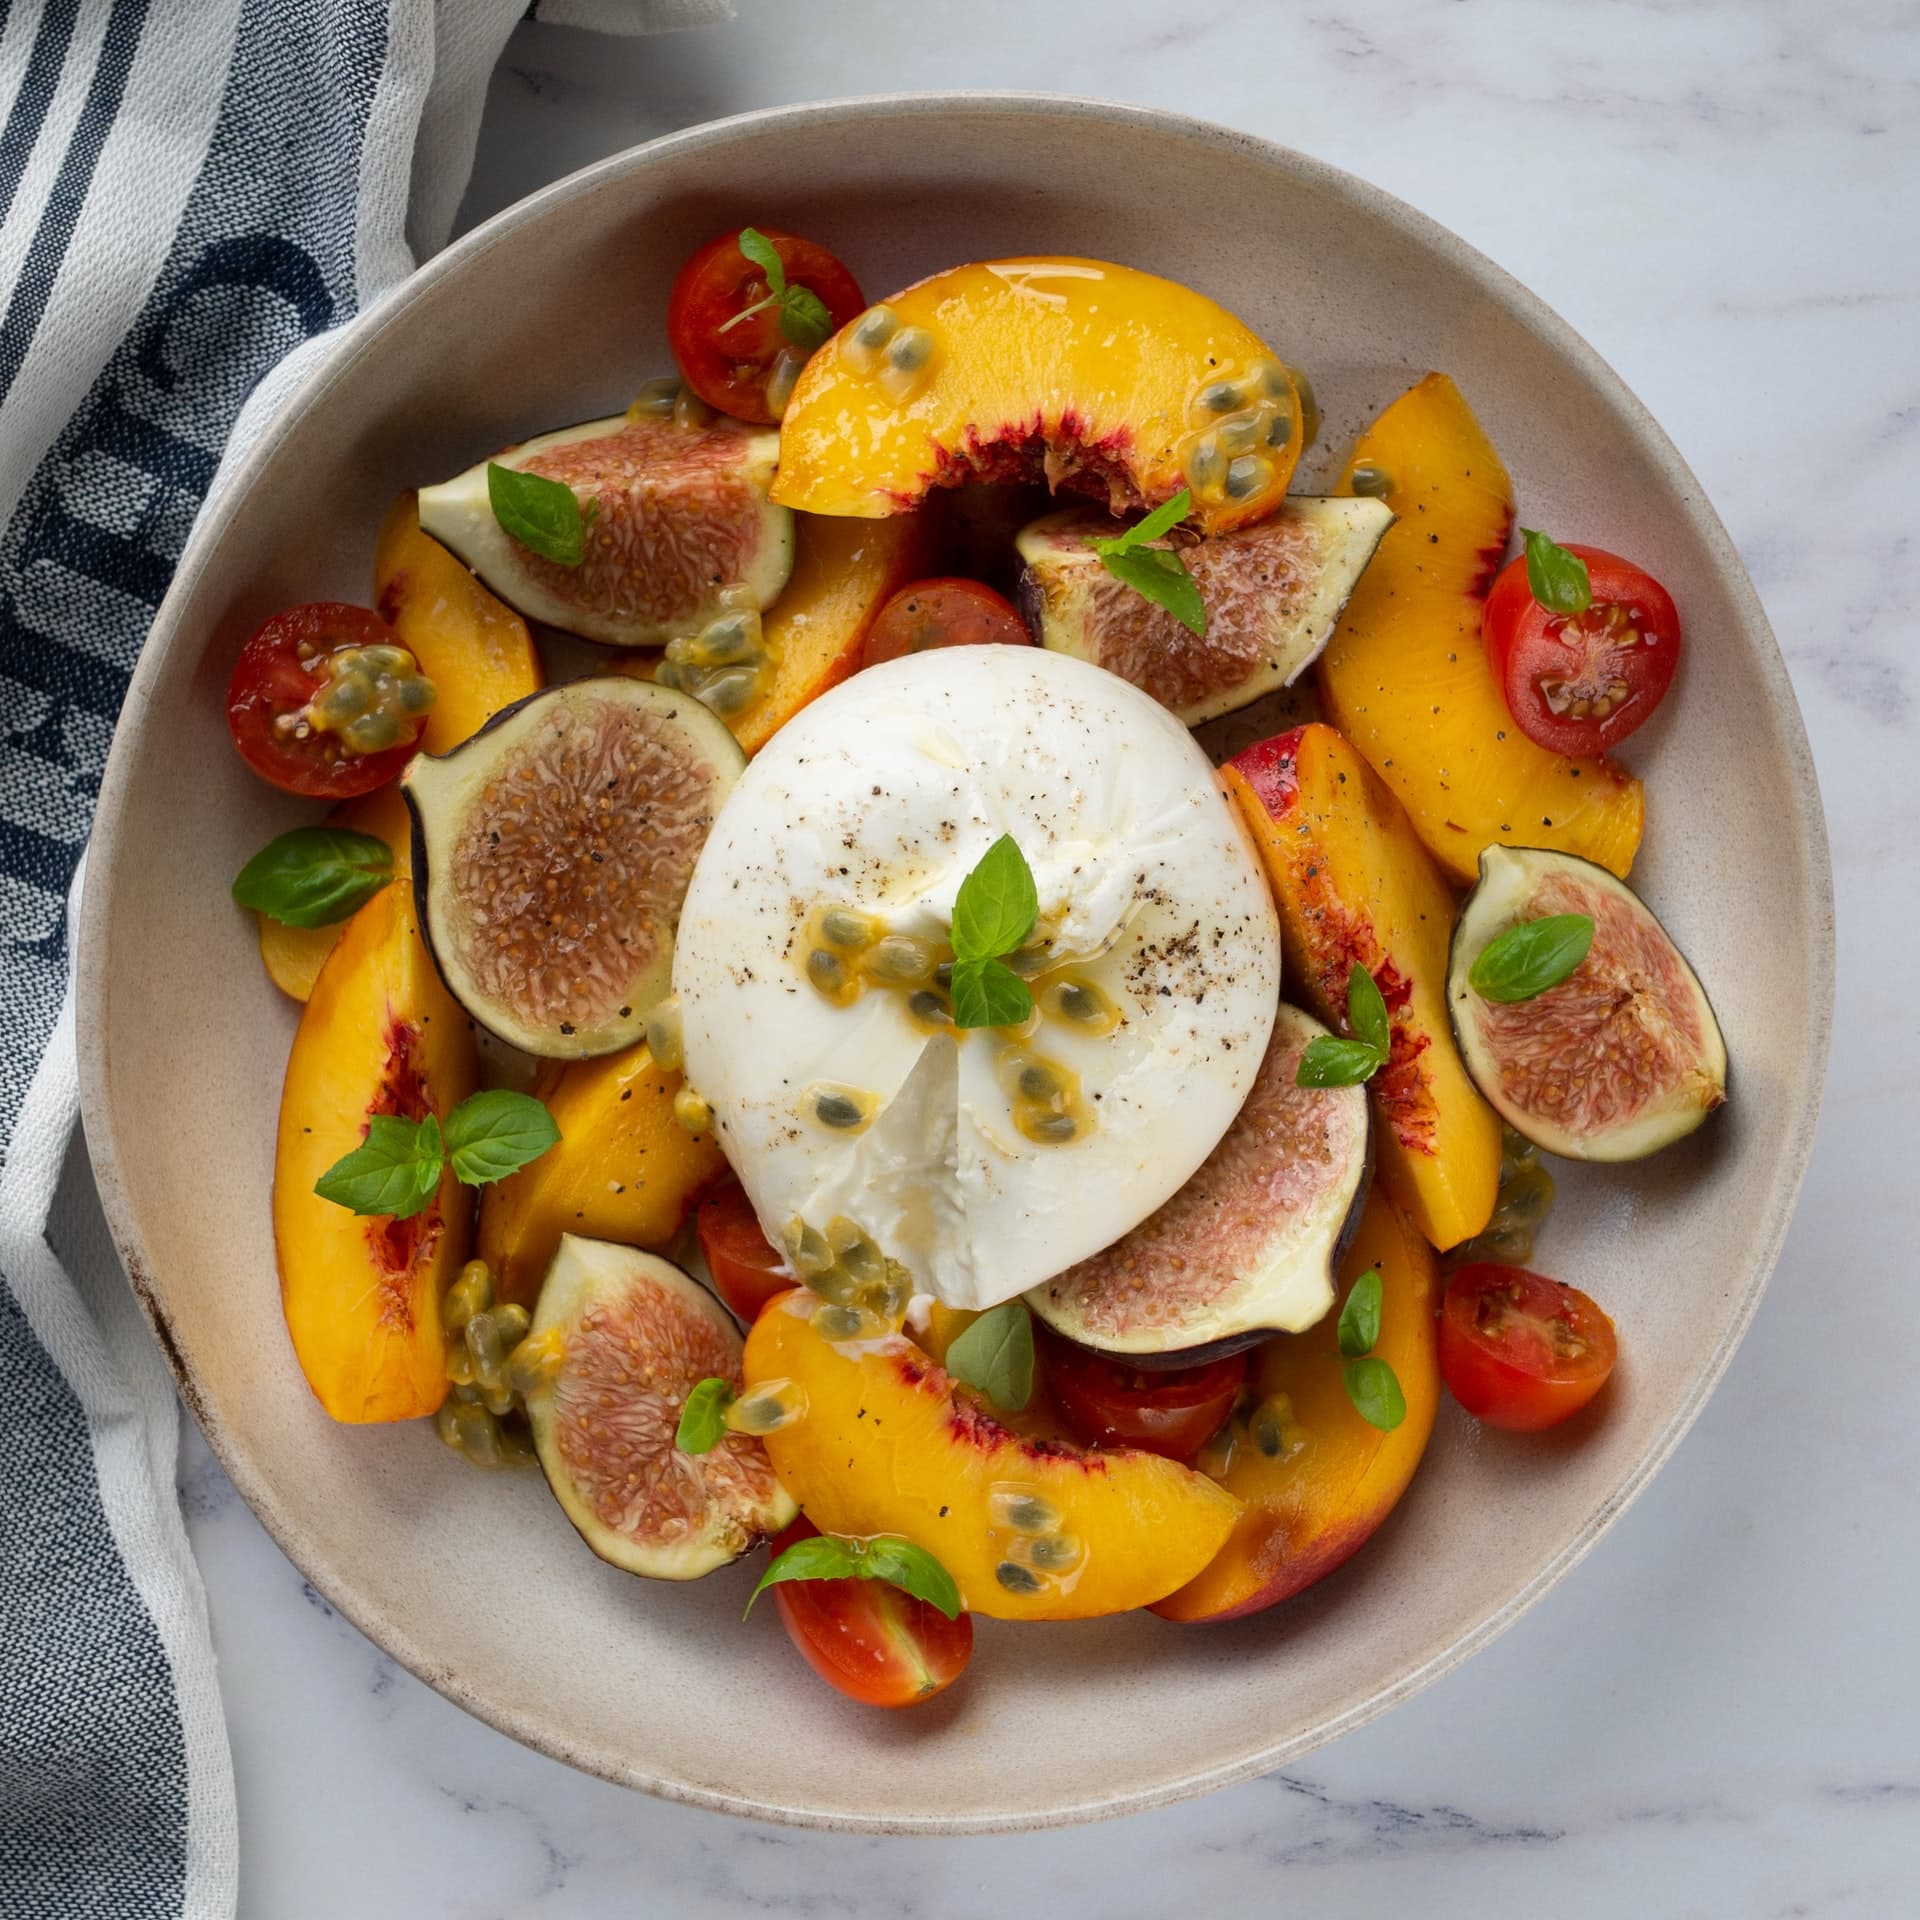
<box><xmin>178</xmin><ymin>4</ymin><xmax>1918</xmax><ymax>1912</ymax></box>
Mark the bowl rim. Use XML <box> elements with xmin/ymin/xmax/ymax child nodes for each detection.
<box><xmin>76</xmin><ymin>88</ymin><xmax>1836</xmax><ymax>1833</ymax></box>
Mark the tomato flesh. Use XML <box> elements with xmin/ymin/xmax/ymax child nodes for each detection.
<box><xmin>1483</xmin><ymin>545</ymin><xmax>1681</xmax><ymax>756</ymax></box>
<box><xmin>1439</xmin><ymin>1263</ymin><xmax>1618</xmax><ymax>1431</ymax></box>
<box><xmin>667</xmin><ymin>228</ymin><xmax>864</xmax><ymax>425</ymax></box>
<box><xmin>1040</xmin><ymin>1326</ymin><xmax>1245</xmax><ymax>1461</ymax></box>
<box><xmin>767</xmin><ymin>1519</ymin><xmax>973</xmax><ymax>1708</ymax></box>
<box><xmin>225</xmin><ymin>602</ymin><xmax>427</xmax><ymax>799</ymax></box>
<box><xmin>695</xmin><ymin>1176</ymin><xmax>792</xmax><ymax>1324</ymax></box>
<box><xmin>858</xmin><ymin>578</ymin><xmax>1031</xmax><ymax>670</ymax></box>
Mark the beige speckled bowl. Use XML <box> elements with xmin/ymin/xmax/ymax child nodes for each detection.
<box><xmin>77</xmin><ymin>95</ymin><xmax>1833</xmax><ymax>1832</ymax></box>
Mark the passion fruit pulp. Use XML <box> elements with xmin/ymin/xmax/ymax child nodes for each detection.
<box><xmin>403</xmin><ymin>677</ymin><xmax>744</xmax><ymax>1059</ymax></box>
<box><xmin>418</xmin><ymin>411</ymin><xmax>793</xmax><ymax>648</ymax></box>
<box><xmin>1014</xmin><ymin>496</ymin><xmax>1392</xmax><ymax>727</ymax></box>
<box><xmin>1030</xmin><ymin>1002</ymin><xmax>1371</xmax><ymax>1363</ymax></box>
<box><xmin>1448</xmin><ymin>845</ymin><xmax>1728</xmax><ymax>1161</ymax></box>
<box><xmin>525</xmin><ymin>1235</ymin><xmax>796</xmax><ymax>1580</ymax></box>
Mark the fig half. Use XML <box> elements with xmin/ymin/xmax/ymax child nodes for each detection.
<box><xmin>419</xmin><ymin>412</ymin><xmax>793</xmax><ymax>648</ymax></box>
<box><xmin>403</xmin><ymin>677</ymin><xmax>743</xmax><ymax>1059</ymax></box>
<box><xmin>1448</xmin><ymin>845</ymin><xmax>1728</xmax><ymax>1161</ymax></box>
<box><xmin>1014</xmin><ymin>497</ymin><xmax>1392</xmax><ymax>726</ymax></box>
<box><xmin>1030</xmin><ymin>1003</ymin><xmax>1371</xmax><ymax>1364</ymax></box>
<box><xmin>526</xmin><ymin>1235</ymin><xmax>796</xmax><ymax>1580</ymax></box>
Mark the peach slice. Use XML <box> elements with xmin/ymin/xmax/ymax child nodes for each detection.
<box><xmin>1226</xmin><ymin>723</ymin><xmax>1502</xmax><ymax>1250</ymax></box>
<box><xmin>612</xmin><ymin>510</ymin><xmax>930</xmax><ymax>754</ymax></box>
<box><xmin>476</xmin><ymin>1044</ymin><xmax>724</xmax><ymax>1308</ymax></box>
<box><xmin>274</xmin><ymin>882</ymin><xmax>479</xmax><ymax>1422</ymax></box>
<box><xmin>744</xmin><ymin>1292</ymin><xmax>1241</xmax><ymax>1621</ymax></box>
<box><xmin>771</xmin><ymin>258</ymin><xmax>1303</xmax><ymax>534</ymax></box>
<box><xmin>1152</xmin><ymin>1188</ymin><xmax>1439</xmax><ymax>1622</ymax></box>
<box><xmin>1314</xmin><ymin>373</ymin><xmax>1643</xmax><ymax>883</ymax></box>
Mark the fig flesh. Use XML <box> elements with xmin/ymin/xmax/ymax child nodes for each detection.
<box><xmin>1014</xmin><ymin>497</ymin><xmax>1392</xmax><ymax>726</ymax></box>
<box><xmin>1030</xmin><ymin>1003</ymin><xmax>1370</xmax><ymax>1364</ymax></box>
<box><xmin>1448</xmin><ymin>845</ymin><xmax>1728</xmax><ymax>1161</ymax></box>
<box><xmin>403</xmin><ymin>677</ymin><xmax>743</xmax><ymax>1059</ymax></box>
<box><xmin>526</xmin><ymin>1235</ymin><xmax>796</xmax><ymax>1580</ymax></box>
<box><xmin>418</xmin><ymin>412</ymin><xmax>793</xmax><ymax>648</ymax></box>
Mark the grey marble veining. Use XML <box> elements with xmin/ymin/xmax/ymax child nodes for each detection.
<box><xmin>181</xmin><ymin>3</ymin><xmax>1919</xmax><ymax>1913</ymax></box>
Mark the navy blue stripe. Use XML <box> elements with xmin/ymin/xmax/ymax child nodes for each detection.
<box><xmin>0</xmin><ymin>0</ymin><xmax>152</xmax><ymax>408</ymax></box>
<box><xmin>0</xmin><ymin>0</ymin><xmax>81</xmax><ymax>233</ymax></box>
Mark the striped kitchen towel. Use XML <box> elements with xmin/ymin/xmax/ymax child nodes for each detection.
<box><xmin>0</xmin><ymin>3</ymin><xmax>723</xmax><ymax>1915</ymax></box>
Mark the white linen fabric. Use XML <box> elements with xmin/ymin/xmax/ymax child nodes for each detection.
<box><xmin>0</xmin><ymin>3</ymin><xmax>722</xmax><ymax>1914</ymax></box>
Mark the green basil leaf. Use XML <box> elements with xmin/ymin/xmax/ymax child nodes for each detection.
<box><xmin>1296</xmin><ymin>1036</ymin><xmax>1386</xmax><ymax>1088</ymax></box>
<box><xmin>675</xmin><ymin>1376</ymin><xmax>735</xmax><ymax>1455</ymax></box>
<box><xmin>487</xmin><ymin>462</ymin><xmax>588</xmax><ymax>568</ymax></box>
<box><xmin>943</xmin><ymin>1300</ymin><xmax>1035</xmax><ymax>1413</ymax></box>
<box><xmin>1468</xmin><ymin>913</ymin><xmax>1595</xmax><ymax>1004</ymax></box>
<box><xmin>442</xmin><ymin>1089</ymin><xmax>561</xmax><ymax>1186</ymax></box>
<box><xmin>1343</xmin><ymin>1356</ymin><xmax>1407</xmax><ymax>1432</ymax></box>
<box><xmin>231</xmin><ymin>827</ymin><xmax>394</xmax><ymax>929</ymax></box>
<box><xmin>949</xmin><ymin>957</ymin><xmax>1034</xmax><ymax>1031</ymax></box>
<box><xmin>1093</xmin><ymin>487</ymin><xmax>1193</xmax><ymax>556</ymax></box>
<box><xmin>1336</xmin><ymin>1268</ymin><xmax>1383</xmax><ymax>1359</ymax></box>
<box><xmin>950</xmin><ymin>834</ymin><xmax>1039</xmax><ymax>961</ymax></box>
<box><xmin>859</xmin><ymin>1536</ymin><xmax>964</xmax><ymax>1621</ymax></box>
<box><xmin>313</xmin><ymin>1112</ymin><xmax>443</xmax><ymax>1219</ymax></box>
<box><xmin>743</xmin><ymin>1533</ymin><xmax>863</xmax><ymax>1617</ymax></box>
<box><xmin>1345</xmin><ymin>962</ymin><xmax>1391</xmax><ymax>1057</ymax></box>
<box><xmin>1096</xmin><ymin>546</ymin><xmax>1206</xmax><ymax>638</ymax></box>
<box><xmin>778</xmin><ymin>284</ymin><xmax>833</xmax><ymax>351</ymax></box>
<box><xmin>1520</xmin><ymin>528</ymin><xmax>1592</xmax><ymax>618</ymax></box>
<box><xmin>736</xmin><ymin>226</ymin><xmax>786</xmax><ymax>296</ymax></box>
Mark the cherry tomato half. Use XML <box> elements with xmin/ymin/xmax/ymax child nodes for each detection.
<box><xmin>1483</xmin><ymin>544</ymin><xmax>1681</xmax><ymax>757</ymax></box>
<box><xmin>1439</xmin><ymin>1263</ymin><xmax>1618</xmax><ymax>1432</ymax></box>
<box><xmin>667</xmin><ymin>227</ymin><xmax>865</xmax><ymax>425</ymax></box>
<box><xmin>767</xmin><ymin>1519</ymin><xmax>973</xmax><ymax>1709</ymax></box>
<box><xmin>695</xmin><ymin>1176</ymin><xmax>791</xmax><ymax>1324</ymax></box>
<box><xmin>226</xmin><ymin>602</ymin><xmax>431</xmax><ymax>799</ymax></box>
<box><xmin>858</xmin><ymin>578</ymin><xmax>1032</xmax><ymax>670</ymax></box>
<box><xmin>1040</xmin><ymin>1327</ymin><xmax>1246</xmax><ymax>1461</ymax></box>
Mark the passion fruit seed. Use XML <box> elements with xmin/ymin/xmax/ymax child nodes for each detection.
<box><xmin>839</xmin><ymin>304</ymin><xmax>899</xmax><ymax>374</ymax></box>
<box><xmin>826</xmin><ymin>1216</ymin><xmax>884</xmax><ymax>1286</ymax></box>
<box><xmin>666</xmin><ymin>609</ymin><xmax>763</xmax><ymax>669</ymax></box>
<box><xmin>989</xmin><ymin>1486</ymin><xmax>1057</xmax><ymax>1533</ymax></box>
<box><xmin>672</xmin><ymin>1086</ymin><xmax>713</xmax><ymax>1136</ymax></box>
<box><xmin>1266</xmin><ymin>410</ymin><xmax>1294</xmax><ymax>449</ymax></box>
<box><xmin>1252</xmin><ymin>358</ymin><xmax>1290</xmax><ymax>401</ymax></box>
<box><xmin>1022</xmin><ymin>1531</ymin><xmax>1085</xmax><ymax>1573</ymax></box>
<box><xmin>726</xmin><ymin>1376</ymin><xmax>808</xmax><ymax>1436</ymax></box>
<box><xmin>444</xmin><ymin>1334</ymin><xmax>476</xmax><ymax>1386</ymax></box>
<box><xmin>806</xmin><ymin>948</ymin><xmax>850</xmax><ymax>996</ymax></box>
<box><xmin>627</xmin><ymin>375</ymin><xmax>682</xmax><ymax>419</ymax></box>
<box><xmin>864</xmin><ymin>932</ymin><xmax>940</xmax><ymax>984</ymax></box>
<box><xmin>1186</xmin><ymin>433</ymin><xmax>1226</xmax><ymax>494</ymax></box>
<box><xmin>1018</xmin><ymin>1107</ymin><xmax>1083</xmax><ymax>1145</ymax></box>
<box><xmin>696</xmin><ymin>669</ymin><xmax>759</xmax><ymax>718</ymax></box>
<box><xmin>1453</xmin><ymin>1126</ymin><xmax>1557</xmax><ymax>1268</ymax></box>
<box><xmin>1042</xmin><ymin>975</ymin><xmax>1120</xmax><ymax>1034</ymax></box>
<box><xmin>877</xmin><ymin>327</ymin><xmax>936</xmax><ymax>405</ymax></box>
<box><xmin>1197</xmin><ymin>378</ymin><xmax>1247</xmax><ymax>416</ymax></box>
<box><xmin>813</xmin><ymin>1302</ymin><xmax>887</xmax><ymax>1342</ymax></box>
<box><xmin>819</xmin><ymin>906</ymin><xmax>880</xmax><ymax>953</ymax></box>
<box><xmin>296</xmin><ymin>642</ymin><xmax>435</xmax><ymax>757</ymax></box>
<box><xmin>807</xmin><ymin>1083</ymin><xmax>874</xmax><ymax>1132</ymax></box>
<box><xmin>1216</xmin><ymin>413</ymin><xmax>1262</xmax><ymax>457</ymax></box>
<box><xmin>1003</xmin><ymin>943</ymin><xmax>1053</xmax><ymax>979</ymax></box>
<box><xmin>1250</xmin><ymin>1392</ymin><xmax>1307</xmax><ymax>1462</ymax></box>
<box><xmin>645</xmin><ymin>996</ymin><xmax>684</xmax><ymax>1071</ymax></box>
<box><xmin>765</xmin><ymin>347</ymin><xmax>807</xmax><ymax>419</ymax></box>
<box><xmin>1224</xmin><ymin>453</ymin><xmax>1273</xmax><ymax>500</ymax></box>
<box><xmin>672</xmin><ymin>386</ymin><xmax>715</xmax><ymax>432</ymax></box>
<box><xmin>505</xmin><ymin>1327</ymin><xmax>566</xmax><ymax>1397</ymax></box>
<box><xmin>444</xmin><ymin>1258</ymin><xmax>493</xmax><ymax>1331</ymax></box>
<box><xmin>994</xmin><ymin>1561</ymin><xmax>1044</xmax><ymax>1595</ymax></box>
<box><xmin>1350</xmin><ymin>462</ymin><xmax>1394</xmax><ymax>498</ymax></box>
<box><xmin>907</xmin><ymin>988</ymin><xmax>953</xmax><ymax>1029</ymax></box>
<box><xmin>781</xmin><ymin>1216</ymin><xmax>835</xmax><ymax>1278</ymax></box>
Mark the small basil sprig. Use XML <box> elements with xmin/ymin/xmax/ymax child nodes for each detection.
<box><xmin>487</xmin><ymin>462</ymin><xmax>592</xmax><ymax>568</ymax></box>
<box><xmin>1468</xmin><ymin>914</ymin><xmax>1595</xmax><ymax>1004</ymax></box>
<box><xmin>232</xmin><ymin>826</ymin><xmax>393</xmax><ymax>928</ymax></box>
<box><xmin>948</xmin><ymin>834</ymin><xmax>1039</xmax><ymax>1030</ymax></box>
<box><xmin>720</xmin><ymin>228</ymin><xmax>834</xmax><ymax>351</ymax></box>
<box><xmin>1521</xmin><ymin>528</ymin><xmax>1592</xmax><ymax>617</ymax></box>
<box><xmin>943</xmin><ymin>1300</ymin><xmax>1035</xmax><ymax>1413</ymax></box>
<box><xmin>1297</xmin><ymin>963</ymin><xmax>1392</xmax><ymax>1088</ymax></box>
<box><xmin>675</xmin><ymin>1377</ymin><xmax>734</xmax><ymax>1454</ymax></box>
<box><xmin>1332</xmin><ymin>1267</ymin><xmax>1405</xmax><ymax>1431</ymax></box>
<box><xmin>1091</xmin><ymin>488</ymin><xmax>1206</xmax><ymax>637</ymax></box>
<box><xmin>746</xmin><ymin>1532</ymin><xmax>962</xmax><ymax>1621</ymax></box>
<box><xmin>313</xmin><ymin>1090</ymin><xmax>560</xmax><ymax>1218</ymax></box>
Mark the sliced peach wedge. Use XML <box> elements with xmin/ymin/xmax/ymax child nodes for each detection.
<box><xmin>772</xmin><ymin>258</ymin><xmax>1303</xmax><ymax>534</ymax></box>
<box><xmin>274</xmin><ymin>882</ymin><xmax>478</xmax><ymax>1422</ymax></box>
<box><xmin>1226</xmin><ymin>723</ymin><xmax>1502</xmax><ymax>1251</ymax></box>
<box><xmin>1315</xmin><ymin>373</ymin><xmax>1644</xmax><ymax>884</ymax></box>
<box><xmin>477</xmin><ymin>1043</ymin><xmax>725</xmax><ymax>1309</ymax></box>
<box><xmin>744</xmin><ymin>1293</ymin><xmax>1241</xmax><ymax>1621</ymax></box>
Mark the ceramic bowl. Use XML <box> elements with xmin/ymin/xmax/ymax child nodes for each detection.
<box><xmin>77</xmin><ymin>94</ymin><xmax>1833</xmax><ymax>1832</ymax></box>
